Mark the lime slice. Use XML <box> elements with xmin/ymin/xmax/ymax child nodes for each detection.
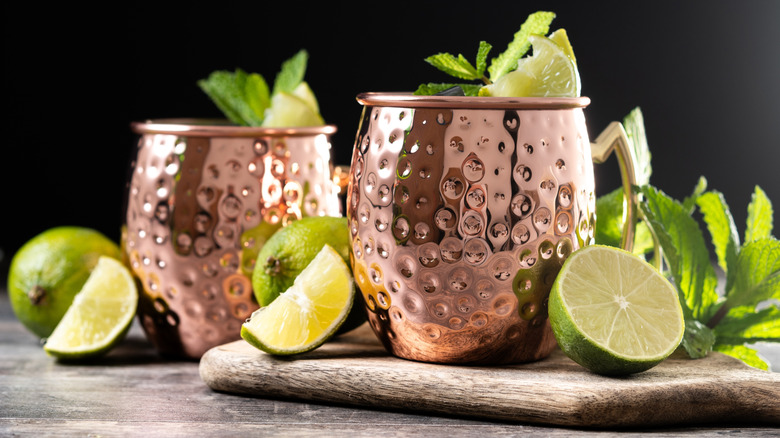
<box><xmin>549</xmin><ymin>245</ymin><xmax>684</xmax><ymax>376</ymax></box>
<box><xmin>241</xmin><ymin>244</ymin><xmax>354</xmax><ymax>355</ymax></box>
<box><xmin>484</xmin><ymin>34</ymin><xmax>581</xmax><ymax>98</ymax></box>
<box><xmin>43</xmin><ymin>256</ymin><xmax>138</xmax><ymax>360</ymax></box>
<box><xmin>261</xmin><ymin>91</ymin><xmax>324</xmax><ymax>128</ymax></box>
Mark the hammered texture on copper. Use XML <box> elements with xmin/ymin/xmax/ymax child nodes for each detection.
<box><xmin>347</xmin><ymin>105</ymin><xmax>595</xmax><ymax>364</ymax></box>
<box><xmin>125</xmin><ymin>132</ymin><xmax>341</xmax><ymax>359</ymax></box>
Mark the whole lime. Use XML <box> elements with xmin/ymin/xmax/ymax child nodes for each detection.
<box><xmin>8</xmin><ymin>226</ymin><xmax>122</xmax><ymax>338</ymax></box>
<box><xmin>251</xmin><ymin>216</ymin><xmax>366</xmax><ymax>333</ymax></box>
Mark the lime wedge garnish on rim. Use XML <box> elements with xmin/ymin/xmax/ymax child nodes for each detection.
<box><xmin>483</xmin><ymin>33</ymin><xmax>581</xmax><ymax>98</ymax></box>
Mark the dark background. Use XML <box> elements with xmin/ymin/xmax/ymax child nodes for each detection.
<box><xmin>3</xmin><ymin>1</ymin><xmax>779</xmax><ymax>273</ymax></box>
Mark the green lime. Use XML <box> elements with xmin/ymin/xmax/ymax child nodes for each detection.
<box><xmin>241</xmin><ymin>245</ymin><xmax>354</xmax><ymax>355</ymax></box>
<box><xmin>549</xmin><ymin>245</ymin><xmax>685</xmax><ymax>376</ymax></box>
<box><xmin>8</xmin><ymin>226</ymin><xmax>122</xmax><ymax>338</ymax></box>
<box><xmin>240</xmin><ymin>220</ymin><xmax>283</xmax><ymax>278</ymax></box>
<box><xmin>261</xmin><ymin>88</ymin><xmax>324</xmax><ymax>128</ymax></box>
<box><xmin>251</xmin><ymin>216</ymin><xmax>365</xmax><ymax>334</ymax></box>
<box><xmin>483</xmin><ymin>33</ymin><xmax>581</xmax><ymax>98</ymax></box>
<box><xmin>43</xmin><ymin>256</ymin><xmax>138</xmax><ymax>360</ymax></box>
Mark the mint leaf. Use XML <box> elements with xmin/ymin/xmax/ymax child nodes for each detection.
<box><xmin>682</xmin><ymin>176</ymin><xmax>708</xmax><ymax>214</ymax></box>
<box><xmin>697</xmin><ymin>191</ymin><xmax>740</xmax><ymax>275</ymax></box>
<box><xmin>424</xmin><ymin>52</ymin><xmax>482</xmax><ymax>81</ymax></box>
<box><xmin>716</xmin><ymin>305</ymin><xmax>780</xmax><ymax>343</ymax></box>
<box><xmin>622</xmin><ymin>107</ymin><xmax>652</xmax><ymax>186</ymax></box>
<box><xmin>726</xmin><ymin>237</ymin><xmax>780</xmax><ymax>308</ymax></box>
<box><xmin>487</xmin><ymin>11</ymin><xmax>556</xmax><ymax>82</ymax></box>
<box><xmin>595</xmin><ymin>187</ymin><xmax>654</xmax><ymax>256</ymax></box>
<box><xmin>272</xmin><ymin>49</ymin><xmax>308</xmax><ymax>95</ymax></box>
<box><xmin>713</xmin><ymin>344</ymin><xmax>769</xmax><ymax>370</ymax></box>
<box><xmin>475</xmin><ymin>41</ymin><xmax>492</xmax><ymax>78</ymax></box>
<box><xmin>681</xmin><ymin>319</ymin><xmax>716</xmax><ymax>359</ymax></box>
<box><xmin>595</xmin><ymin>188</ymin><xmax>627</xmax><ymax>248</ymax></box>
<box><xmin>413</xmin><ymin>83</ymin><xmax>483</xmax><ymax>96</ymax></box>
<box><xmin>197</xmin><ymin>69</ymin><xmax>265</xmax><ymax>126</ymax></box>
<box><xmin>244</xmin><ymin>73</ymin><xmax>271</xmax><ymax>122</ymax></box>
<box><xmin>746</xmin><ymin>186</ymin><xmax>774</xmax><ymax>243</ymax></box>
<box><xmin>639</xmin><ymin>185</ymin><xmax>720</xmax><ymax>321</ymax></box>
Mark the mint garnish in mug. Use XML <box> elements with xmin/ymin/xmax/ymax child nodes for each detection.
<box><xmin>197</xmin><ymin>49</ymin><xmax>324</xmax><ymax>127</ymax></box>
<box><xmin>414</xmin><ymin>11</ymin><xmax>580</xmax><ymax>97</ymax></box>
<box><xmin>596</xmin><ymin>108</ymin><xmax>779</xmax><ymax>370</ymax></box>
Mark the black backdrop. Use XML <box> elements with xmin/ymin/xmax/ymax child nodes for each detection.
<box><xmin>3</xmin><ymin>1</ymin><xmax>779</xmax><ymax>272</ymax></box>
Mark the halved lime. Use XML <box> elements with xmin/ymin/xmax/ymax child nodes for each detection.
<box><xmin>549</xmin><ymin>245</ymin><xmax>684</xmax><ymax>376</ymax></box>
<box><xmin>43</xmin><ymin>256</ymin><xmax>138</xmax><ymax>360</ymax></box>
<box><xmin>261</xmin><ymin>91</ymin><xmax>324</xmax><ymax>128</ymax></box>
<box><xmin>483</xmin><ymin>33</ymin><xmax>581</xmax><ymax>98</ymax></box>
<box><xmin>241</xmin><ymin>244</ymin><xmax>354</xmax><ymax>355</ymax></box>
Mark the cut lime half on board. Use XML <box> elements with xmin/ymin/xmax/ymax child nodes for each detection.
<box><xmin>549</xmin><ymin>245</ymin><xmax>684</xmax><ymax>376</ymax></box>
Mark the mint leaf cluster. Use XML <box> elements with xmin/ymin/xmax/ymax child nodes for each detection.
<box><xmin>197</xmin><ymin>50</ymin><xmax>309</xmax><ymax>126</ymax></box>
<box><xmin>596</xmin><ymin>109</ymin><xmax>779</xmax><ymax>370</ymax></box>
<box><xmin>414</xmin><ymin>11</ymin><xmax>555</xmax><ymax>96</ymax></box>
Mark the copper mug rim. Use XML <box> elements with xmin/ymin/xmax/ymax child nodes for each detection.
<box><xmin>130</xmin><ymin>118</ymin><xmax>337</xmax><ymax>138</ymax></box>
<box><xmin>356</xmin><ymin>92</ymin><xmax>591</xmax><ymax>109</ymax></box>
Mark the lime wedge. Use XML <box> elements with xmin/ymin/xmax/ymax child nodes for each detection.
<box><xmin>241</xmin><ymin>244</ymin><xmax>354</xmax><ymax>355</ymax></box>
<box><xmin>261</xmin><ymin>91</ymin><xmax>324</xmax><ymax>128</ymax></box>
<box><xmin>291</xmin><ymin>81</ymin><xmax>320</xmax><ymax>114</ymax></box>
<box><xmin>484</xmin><ymin>33</ymin><xmax>581</xmax><ymax>98</ymax></box>
<box><xmin>43</xmin><ymin>256</ymin><xmax>138</xmax><ymax>360</ymax></box>
<box><xmin>549</xmin><ymin>245</ymin><xmax>684</xmax><ymax>376</ymax></box>
<box><xmin>548</xmin><ymin>28</ymin><xmax>577</xmax><ymax>65</ymax></box>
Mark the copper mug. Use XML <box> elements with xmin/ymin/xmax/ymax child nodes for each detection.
<box><xmin>346</xmin><ymin>93</ymin><xmax>637</xmax><ymax>365</ymax></box>
<box><xmin>124</xmin><ymin>119</ymin><xmax>342</xmax><ymax>359</ymax></box>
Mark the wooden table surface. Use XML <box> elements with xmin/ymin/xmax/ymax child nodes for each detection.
<box><xmin>2</xmin><ymin>284</ymin><xmax>778</xmax><ymax>437</ymax></box>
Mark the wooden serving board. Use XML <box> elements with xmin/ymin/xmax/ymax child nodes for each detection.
<box><xmin>199</xmin><ymin>325</ymin><xmax>780</xmax><ymax>428</ymax></box>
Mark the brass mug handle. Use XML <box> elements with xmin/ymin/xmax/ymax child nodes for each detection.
<box><xmin>591</xmin><ymin>121</ymin><xmax>638</xmax><ymax>253</ymax></box>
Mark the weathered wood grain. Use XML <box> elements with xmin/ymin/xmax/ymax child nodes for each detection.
<box><xmin>200</xmin><ymin>325</ymin><xmax>780</xmax><ymax>428</ymax></box>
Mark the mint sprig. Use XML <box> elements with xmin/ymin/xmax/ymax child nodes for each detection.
<box><xmin>596</xmin><ymin>109</ymin><xmax>779</xmax><ymax>370</ymax></box>
<box><xmin>414</xmin><ymin>11</ymin><xmax>555</xmax><ymax>96</ymax></box>
<box><xmin>197</xmin><ymin>49</ymin><xmax>309</xmax><ymax>126</ymax></box>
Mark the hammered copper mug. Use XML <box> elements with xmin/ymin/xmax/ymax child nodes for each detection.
<box><xmin>124</xmin><ymin>119</ymin><xmax>342</xmax><ymax>359</ymax></box>
<box><xmin>346</xmin><ymin>93</ymin><xmax>637</xmax><ymax>365</ymax></box>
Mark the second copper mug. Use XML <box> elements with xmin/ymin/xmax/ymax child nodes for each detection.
<box><xmin>124</xmin><ymin>119</ymin><xmax>342</xmax><ymax>359</ymax></box>
<box><xmin>346</xmin><ymin>93</ymin><xmax>637</xmax><ymax>365</ymax></box>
